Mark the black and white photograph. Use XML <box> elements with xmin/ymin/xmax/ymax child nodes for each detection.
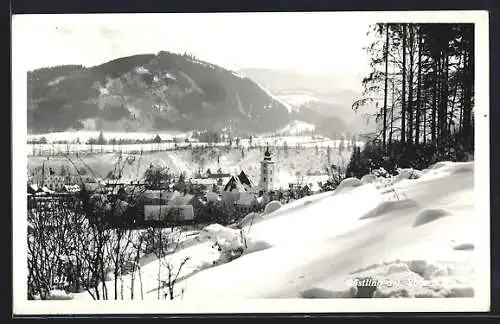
<box><xmin>12</xmin><ymin>11</ymin><xmax>490</xmax><ymax>314</ymax></box>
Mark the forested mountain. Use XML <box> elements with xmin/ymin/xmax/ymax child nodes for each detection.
<box><xmin>27</xmin><ymin>52</ymin><xmax>292</xmax><ymax>135</ymax></box>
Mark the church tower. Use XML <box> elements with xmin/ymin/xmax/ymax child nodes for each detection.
<box><xmin>259</xmin><ymin>147</ymin><xmax>275</xmax><ymax>192</ymax></box>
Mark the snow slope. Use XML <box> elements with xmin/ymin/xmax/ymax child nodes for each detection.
<box><xmin>276</xmin><ymin>93</ymin><xmax>320</xmax><ymax>107</ymax></box>
<box><xmin>277</xmin><ymin>120</ymin><xmax>316</xmax><ymax>135</ymax></box>
<box><xmin>252</xmin><ymin>81</ymin><xmax>294</xmax><ymax>113</ymax></box>
<box><xmin>69</xmin><ymin>161</ymin><xmax>484</xmax><ymax>308</ymax></box>
<box><xmin>177</xmin><ymin>162</ymin><xmax>480</xmax><ymax>300</ymax></box>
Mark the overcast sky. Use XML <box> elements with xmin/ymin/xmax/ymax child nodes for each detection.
<box><xmin>12</xmin><ymin>13</ymin><xmax>384</xmax><ymax>93</ymax></box>
<box><xmin>13</xmin><ymin>11</ymin><xmax>483</xmax><ymax>92</ymax></box>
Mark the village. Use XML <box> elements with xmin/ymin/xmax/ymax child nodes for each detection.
<box><xmin>27</xmin><ymin>146</ymin><xmax>333</xmax><ymax>229</ymax></box>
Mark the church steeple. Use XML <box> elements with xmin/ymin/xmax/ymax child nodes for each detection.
<box><xmin>264</xmin><ymin>146</ymin><xmax>272</xmax><ymax>161</ymax></box>
<box><xmin>259</xmin><ymin>146</ymin><xmax>275</xmax><ymax>192</ymax></box>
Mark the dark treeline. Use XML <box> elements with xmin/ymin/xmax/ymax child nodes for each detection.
<box><xmin>351</xmin><ymin>23</ymin><xmax>474</xmax><ymax>174</ymax></box>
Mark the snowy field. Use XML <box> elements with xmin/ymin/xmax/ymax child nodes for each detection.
<box><xmin>27</xmin><ymin>130</ymin><xmax>192</xmax><ymax>144</ymax></box>
<box><xmin>65</xmin><ymin>160</ymin><xmax>483</xmax><ymax>305</ymax></box>
<box><xmin>27</xmin><ymin>131</ymin><xmax>363</xmax><ymax>156</ymax></box>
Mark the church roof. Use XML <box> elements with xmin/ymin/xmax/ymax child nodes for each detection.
<box><xmin>264</xmin><ymin>146</ymin><xmax>272</xmax><ymax>161</ymax></box>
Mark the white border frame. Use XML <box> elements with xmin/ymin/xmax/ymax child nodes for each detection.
<box><xmin>12</xmin><ymin>10</ymin><xmax>490</xmax><ymax>315</ymax></box>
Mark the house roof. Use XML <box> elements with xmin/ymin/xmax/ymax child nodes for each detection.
<box><xmin>190</xmin><ymin>178</ymin><xmax>217</xmax><ymax>186</ymax></box>
<box><xmin>238</xmin><ymin>171</ymin><xmax>253</xmax><ymax>187</ymax></box>
<box><xmin>206</xmin><ymin>173</ymin><xmax>231</xmax><ymax>179</ymax></box>
<box><xmin>143</xmin><ymin>189</ymin><xmax>179</xmax><ymax>201</ymax></box>
<box><xmin>168</xmin><ymin>193</ymin><xmax>195</xmax><ymax>207</ymax></box>
<box><xmin>224</xmin><ymin>176</ymin><xmax>247</xmax><ymax>192</ymax></box>
<box><xmin>28</xmin><ymin>184</ymin><xmax>40</xmax><ymax>194</ymax></box>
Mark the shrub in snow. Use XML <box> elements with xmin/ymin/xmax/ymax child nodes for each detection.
<box><xmin>361</xmin><ymin>174</ymin><xmax>378</xmax><ymax>184</ymax></box>
<box><xmin>200</xmin><ymin>224</ymin><xmax>247</xmax><ymax>265</ymax></box>
<box><xmin>372</xmin><ymin>167</ymin><xmax>389</xmax><ymax>178</ymax></box>
<box><xmin>264</xmin><ymin>200</ymin><xmax>282</xmax><ymax>214</ymax></box>
<box><xmin>334</xmin><ymin>177</ymin><xmax>362</xmax><ymax>194</ymax></box>
<box><xmin>395</xmin><ymin>168</ymin><xmax>421</xmax><ymax>181</ymax></box>
<box><xmin>413</xmin><ymin>208</ymin><xmax>451</xmax><ymax>227</ymax></box>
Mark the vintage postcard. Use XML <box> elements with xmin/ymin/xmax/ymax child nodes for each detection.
<box><xmin>12</xmin><ymin>11</ymin><xmax>490</xmax><ymax>315</ymax></box>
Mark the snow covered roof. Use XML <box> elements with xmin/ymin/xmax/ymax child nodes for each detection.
<box><xmin>143</xmin><ymin>189</ymin><xmax>179</xmax><ymax>201</ymax></box>
<box><xmin>63</xmin><ymin>184</ymin><xmax>81</xmax><ymax>193</ymax></box>
<box><xmin>191</xmin><ymin>178</ymin><xmax>217</xmax><ymax>186</ymax></box>
<box><xmin>41</xmin><ymin>186</ymin><xmax>55</xmax><ymax>194</ymax></box>
<box><xmin>168</xmin><ymin>194</ymin><xmax>195</xmax><ymax>207</ymax></box>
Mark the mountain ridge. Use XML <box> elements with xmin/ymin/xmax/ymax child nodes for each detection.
<box><xmin>27</xmin><ymin>52</ymin><xmax>352</xmax><ymax>136</ymax></box>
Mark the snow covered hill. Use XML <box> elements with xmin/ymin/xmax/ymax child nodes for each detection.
<box><xmin>28</xmin><ymin>144</ymin><xmax>354</xmax><ymax>189</ymax></box>
<box><xmin>69</xmin><ymin>160</ymin><xmax>487</xmax><ymax>311</ymax></box>
<box><xmin>179</xmin><ymin>162</ymin><xmax>478</xmax><ymax>299</ymax></box>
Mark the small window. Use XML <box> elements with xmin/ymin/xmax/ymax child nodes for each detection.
<box><xmin>263</xmin><ymin>177</ymin><xmax>266</xmax><ymax>182</ymax></box>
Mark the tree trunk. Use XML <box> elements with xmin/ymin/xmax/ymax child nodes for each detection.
<box><xmin>415</xmin><ymin>27</ymin><xmax>423</xmax><ymax>144</ymax></box>
<box><xmin>408</xmin><ymin>25</ymin><xmax>415</xmax><ymax>146</ymax></box>
<box><xmin>389</xmin><ymin>78</ymin><xmax>395</xmax><ymax>150</ymax></box>
<box><xmin>431</xmin><ymin>56</ymin><xmax>438</xmax><ymax>148</ymax></box>
<box><xmin>401</xmin><ymin>24</ymin><xmax>407</xmax><ymax>145</ymax></box>
<box><xmin>462</xmin><ymin>26</ymin><xmax>474</xmax><ymax>152</ymax></box>
<box><xmin>383</xmin><ymin>23</ymin><xmax>390</xmax><ymax>152</ymax></box>
<box><xmin>439</xmin><ymin>45</ymin><xmax>449</xmax><ymax>152</ymax></box>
